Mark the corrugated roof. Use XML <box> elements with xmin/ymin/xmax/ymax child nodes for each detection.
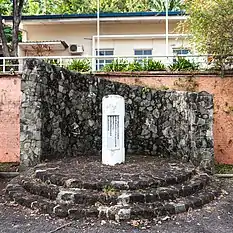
<box><xmin>3</xmin><ymin>11</ymin><xmax>185</xmax><ymax>21</ymax></box>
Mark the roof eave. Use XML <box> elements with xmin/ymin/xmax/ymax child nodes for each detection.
<box><xmin>2</xmin><ymin>11</ymin><xmax>186</xmax><ymax>22</ymax></box>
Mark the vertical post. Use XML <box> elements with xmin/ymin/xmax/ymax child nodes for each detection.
<box><xmin>92</xmin><ymin>36</ymin><xmax>96</xmax><ymax>72</ymax></box>
<box><xmin>102</xmin><ymin>95</ymin><xmax>125</xmax><ymax>166</ymax></box>
<box><xmin>59</xmin><ymin>58</ymin><xmax>62</xmax><ymax>67</ymax></box>
<box><xmin>97</xmin><ymin>0</ymin><xmax>100</xmax><ymax>70</ymax></box>
<box><xmin>165</xmin><ymin>0</ymin><xmax>169</xmax><ymax>57</ymax></box>
<box><xmin>3</xmin><ymin>58</ymin><xmax>6</xmax><ymax>73</ymax></box>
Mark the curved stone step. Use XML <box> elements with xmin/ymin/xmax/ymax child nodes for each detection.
<box><xmin>117</xmin><ymin>174</ymin><xmax>210</xmax><ymax>204</ymax></box>
<box><xmin>6</xmin><ymin>182</ymin><xmax>57</xmax><ymax>216</ymax></box>
<box><xmin>18</xmin><ymin>174</ymin><xmax>210</xmax><ymax>206</ymax></box>
<box><xmin>6</xmin><ymin>179</ymin><xmax>220</xmax><ymax>221</ymax></box>
<box><xmin>8</xmin><ymin>173</ymin><xmax>211</xmax><ymax>208</ymax></box>
<box><xmin>101</xmin><ymin>186</ymin><xmax>220</xmax><ymax>221</ymax></box>
<box><xmin>19</xmin><ymin>177</ymin><xmax>118</xmax><ymax>205</ymax></box>
<box><xmin>34</xmin><ymin>167</ymin><xmax>195</xmax><ymax>191</ymax></box>
<box><xmin>5</xmin><ymin>157</ymin><xmax>219</xmax><ymax>221</ymax></box>
<box><xmin>6</xmin><ymin>180</ymin><xmax>99</xmax><ymax>218</ymax></box>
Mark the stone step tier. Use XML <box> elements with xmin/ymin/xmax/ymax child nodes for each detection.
<box><xmin>5</xmin><ymin>157</ymin><xmax>221</xmax><ymax>221</ymax></box>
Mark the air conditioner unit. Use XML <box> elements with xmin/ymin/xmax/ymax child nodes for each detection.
<box><xmin>69</xmin><ymin>44</ymin><xmax>84</xmax><ymax>54</ymax></box>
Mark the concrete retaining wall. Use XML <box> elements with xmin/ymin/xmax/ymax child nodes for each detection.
<box><xmin>0</xmin><ymin>75</ymin><xmax>20</xmax><ymax>163</ymax></box>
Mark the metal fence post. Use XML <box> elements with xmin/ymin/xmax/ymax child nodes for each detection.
<box><xmin>3</xmin><ymin>58</ymin><xmax>6</xmax><ymax>73</ymax></box>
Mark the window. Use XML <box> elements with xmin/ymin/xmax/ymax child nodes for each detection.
<box><xmin>134</xmin><ymin>49</ymin><xmax>152</xmax><ymax>62</ymax></box>
<box><xmin>172</xmin><ymin>48</ymin><xmax>192</xmax><ymax>63</ymax></box>
<box><xmin>173</xmin><ymin>48</ymin><xmax>191</xmax><ymax>56</ymax></box>
<box><xmin>96</xmin><ymin>49</ymin><xmax>114</xmax><ymax>70</ymax></box>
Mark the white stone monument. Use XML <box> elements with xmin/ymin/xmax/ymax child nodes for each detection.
<box><xmin>102</xmin><ymin>95</ymin><xmax>125</xmax><ymax>165</ymax></box>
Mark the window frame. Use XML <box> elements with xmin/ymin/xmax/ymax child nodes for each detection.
<box><xmin>134</xmin><ymin>49</ymin><xmax>153</xmax><ymax>62</ymax></box>
<box><xmin>172</xmin><ymin>48</ymin><xmax>191</xmax><ymax>56</ymax></box>
<box><xmin>96</xmin><ymin>48</ymin><xmax>114</xmax><ymax>70</ymax></box>
<box><xmin>172</xmin><ymin>47</ymin><xmax>192</xmax><ymax>63</ymax></box>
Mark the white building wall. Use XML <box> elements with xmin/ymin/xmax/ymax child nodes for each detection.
<box><xmin>21</xmin><ymin>20</ymin><xmax>189</xmax><ymax>57</ymax></box>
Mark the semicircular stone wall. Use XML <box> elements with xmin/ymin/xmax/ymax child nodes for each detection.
<box><xmin>20</xmin><ymin>59</ymin><xmax>214</xmax><ymax>172</ymax></box>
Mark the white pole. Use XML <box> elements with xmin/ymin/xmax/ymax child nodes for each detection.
<box><xmin>97</xmin><ymin>0</ymin><xmax>100</xmax><ymax>70</ymax></box>
<box><xmin>165</xmin><ymin>0</ymin><xmax>169</xmax><ymax>57</ymax></box>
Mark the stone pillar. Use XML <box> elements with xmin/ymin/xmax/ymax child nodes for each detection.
<box><xmin>20</xmin><ymin>60</ymin><xmax>44</xmax><ymax>168</ymax></box>
<box><xmin>102</xmin><ymin>95</ymin><xmax>125</xmax><ymax>165</ymax></box>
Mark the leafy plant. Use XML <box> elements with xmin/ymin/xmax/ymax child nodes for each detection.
<box><xmin>169</xmin><ymin>57</ymin><xmax>199</xmax><ymax>71</ymax></box>
<box><xmin>66</xmin><ymin>59</ymin><xmax>91</xmax><ymax>72</ymax></box>
<box><xmin>143</xmin><ymin>59</ymin><xmax>166</xmax><ymax>71</ymax></box>
<box><xmin>103</xmin><ymin>185</ymin><xmax>117</xmax><ymax>196</ymax></box>
<box><xmin>3</xmin><ymin>26</ymin><xmax>22</xmax><ymax>43</ymax></box>
<box><xmin>149</xmin><ymin>0</ymin><xmax>184</xmax><ymax>12</ymax></box>
<box><xmin>102</xmin><ymin>59</ymin><xmax>128</xmax><ymax>72</ymax></box>
<box><xmin>127</xmin><ymin>61</ymin><xmax>144</xmax><ymax>71</ymax></box>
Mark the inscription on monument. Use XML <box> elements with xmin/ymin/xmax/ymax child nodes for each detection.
<box><xmin>107</xmin><ymin>115</ymin><xmax>120</xmax><ymax>149</ymax></box>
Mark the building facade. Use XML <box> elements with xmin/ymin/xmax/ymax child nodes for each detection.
<box><xmin>3</xmin><ymin>11</ymin><xmax>192</xmax><ymax>70</ymax></box>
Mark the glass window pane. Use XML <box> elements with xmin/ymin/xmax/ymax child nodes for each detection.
<box><xmin>105</xmin><ymin>50</ymin><xmax>113</xmax><ymax>56</ymax></box>
<box><xmin>173</xmin><ymin>48</ymin><xmax>190</xmax><ymax>55</ymax></box>
<box><xmin>174</xmin><ymin>49</ymin><xmax>181</xmax><ymax>55</ymax></box>
<box><xmin>144</xmin><ymin>50</ymin><xmax>152</xmax><ymax>55</ymax></box>
<box><xmin>96</xmin><ymin>49</ymin><xmax>114</xmax><ymax>56</ymax></box>
<box><xmin>106</xmin><ymin>59</ymin><xmax>113</xmax><ymax>64</ymax></box>
<box><xmin>181</xmin><ymin>49</ymin><xmax>190</xmax><ymax>55</ymax></box>
<box><xmin>135</xmin><ymin>50</ymin><xmax>142</xmax><ymax>55</ymax></box>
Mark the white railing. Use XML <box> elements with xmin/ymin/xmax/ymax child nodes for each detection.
<box><xmin>0</xmin><ymin>54</ymin><xmax>212</xmax><ymax>73</ymax></box>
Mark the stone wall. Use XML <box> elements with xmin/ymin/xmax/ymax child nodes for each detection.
<box><xmin>21</xmin><ymin>59</ymin><xmax>213</xmax><ymax>171</ymax></box>
<box><xmin>100</xmin><ymin>73</ymin><xmax>233</xmax><ymax>165</ymax></box>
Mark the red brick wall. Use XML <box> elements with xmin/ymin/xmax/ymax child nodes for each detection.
<box><xmin>0</xmin><ymin>75</ymin><xmax>20</xmax><ymax>163</ymax></box>
<box><xmin>100</xmin><ymin>73</ymin><xmax>233</xmax><ymax>165</ymax></box>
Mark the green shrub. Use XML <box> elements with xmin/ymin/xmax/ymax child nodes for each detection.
<box><xmin>126</xmin><ymin>61</ymin><xmax>144</xmax><ymax>71</ymax></box>
<box><xmin>169</xmin><ymin>57</ymin><xmax>199</xmax><ymax>71</ymax></box>
<box><xmin>143</xmin><ymin>59</ymin><xmax>166</xmax><ymax>71</ymax></box>
<box><xmin>67</xmin><ymin>59</ymin><xmax>91</xmax><ymax>72</ymax></box>
<box><xmin>102</xmin><ymin>59</ymin><xmax>128</xmax><ymax>72</ymax></box>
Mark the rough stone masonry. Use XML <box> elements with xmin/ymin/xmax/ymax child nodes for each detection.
<box><xmin>20</xmin><ymin>59</ymin><xmax>214</xmax><ymax>171</ymax></box>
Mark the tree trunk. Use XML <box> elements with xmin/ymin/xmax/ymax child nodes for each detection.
<box><xmin>0</xmin><ymin>0</ymin><xmax>24</xmax><ymax>57</ymax></box>
<box><xmin>11</xmin><ymin>0</ymin><xmax>24</xmax><ymax>57</ymax></box>
<box><xmin>0</xmin><ymin>15</ymin><xmax>11</xmax><ymax>57</ymax></box>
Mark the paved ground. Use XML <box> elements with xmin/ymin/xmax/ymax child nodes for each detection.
<box><xmin>1</xmin><ymin>177</ymin><xmax>233</xmax><ymax>233</ymax></box>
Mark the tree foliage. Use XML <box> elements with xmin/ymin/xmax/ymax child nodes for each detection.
<box><xmin>3</xmin><ymin>0</ymin><xmax>183</xmax><ymax>15</ymax></box>
<box><xmin>149</xmin><ymin>0</ymin><xmax>183</xmax><ymax>11</ymax></box>
<box><xmin>0</xmin><ymin>0</ymin><xmax>12</xmax><ymax>15</ymax></box>
<box><xmin>184</xmin><ymin>0</ymin><xmax>233</xmax><ymax>70</ymax></box>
